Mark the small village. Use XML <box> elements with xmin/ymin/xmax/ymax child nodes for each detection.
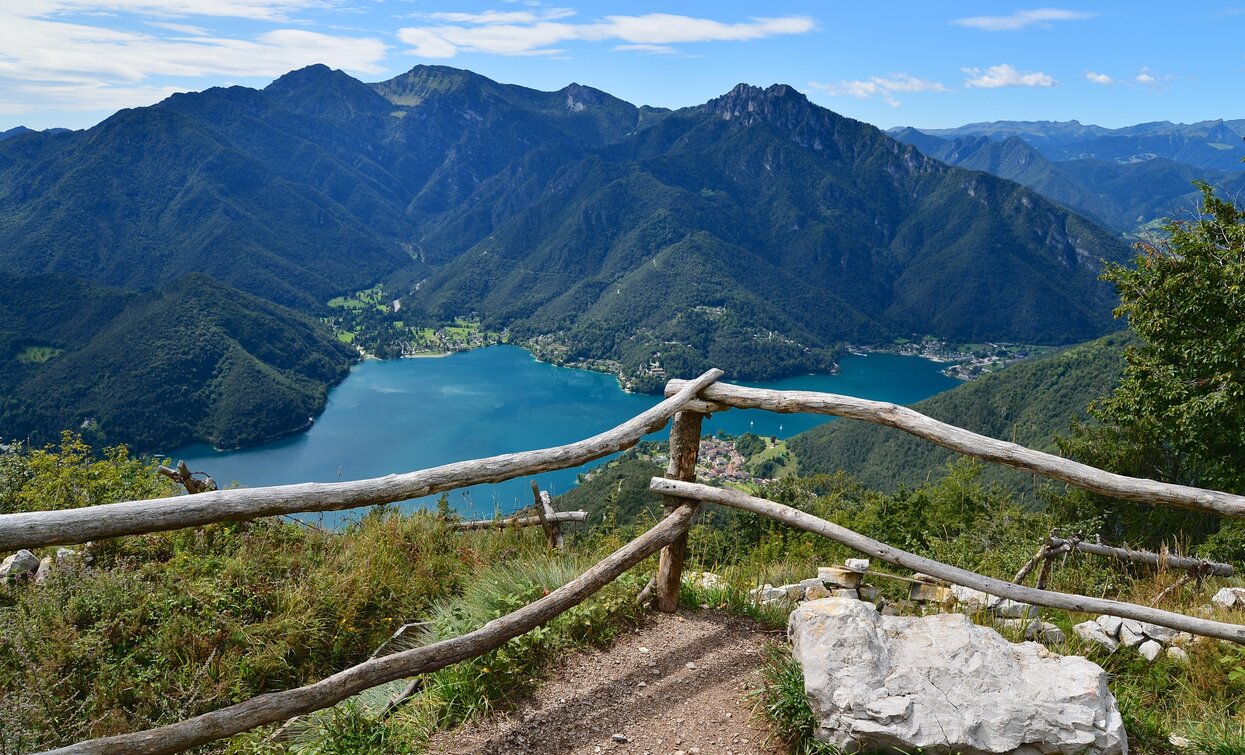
<box><xmin>861</xmin><ymin>338</ymin><xmax>1052</xmax><ymax>380</ymax></box>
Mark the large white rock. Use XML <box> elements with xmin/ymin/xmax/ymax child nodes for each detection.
<box><xmin>791</xmin><ymin>598</ymin><xmax>1127</xmax><ymax>755</ymax></box>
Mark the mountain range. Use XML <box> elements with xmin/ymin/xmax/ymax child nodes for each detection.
<box><xmin>0</xmin><ymin>65</ymin><xmax>1152</xmax><ymax>448</ymax></box>
<box><xmin>891</xmin><ymin>121</ymin><xmax>1245</xmax><ymax>235</ymax></box>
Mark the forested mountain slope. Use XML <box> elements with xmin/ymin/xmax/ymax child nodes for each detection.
<box><xmin>0</xmin><ymin>273</ymin><xmax>354</xmax><ymax>451</ymax></box>
<box><xmin>405</xmin><ymin>84</ymin><xmax>1131</xmax><ymax>384</ymax></box>
<box><xmin>789</xmin><ymin>332</ymin><xmax>1130</xmax><ymax>492</ymax></box>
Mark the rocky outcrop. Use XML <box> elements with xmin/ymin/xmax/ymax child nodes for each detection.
<box><xmin>790</xmin><ymin>598</ymin><xmax>1127</xmax><ymax>755</ymax></box>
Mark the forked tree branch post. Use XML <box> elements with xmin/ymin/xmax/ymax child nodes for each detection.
<box><xmin>656</xmin><ymin>410</ymin><xmax>704</xmax><ymax>612</ymax></box>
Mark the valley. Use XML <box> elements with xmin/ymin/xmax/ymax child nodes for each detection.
<box><xmin>0</xmin><ymin>65</ymin><xmax>1138</xmax><ymax>451</ymax></box>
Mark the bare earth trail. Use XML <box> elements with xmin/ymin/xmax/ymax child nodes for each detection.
<box><xmin>427</xmin><ymin>611</ymin><xmax>788</xmax><ymax>755</ymax></box>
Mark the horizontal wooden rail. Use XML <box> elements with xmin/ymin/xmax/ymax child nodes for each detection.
<box><xmin>650</xmin><ymin>477</ymin><xmax>1245</xmax><ymax>644</ymax></box>
<box><xmin>1046</xmin><ymin>536</ymin><xmax>1234</xmax><ymax>577</ymax></box>
<box><xmin>40</xmin><ymin>503</ymin><xmax>701</xmax><ymax>754</ymax></box>
<box><xmin>454</xmin><ymin>511</ymin><xmax>587</xmax><ymax>531</ymax></box>
<box><xmin>666</xmin><ymin>379</ymin><xmax>1245</xmax><ymax>519</ymax></box>
<box><xmin>0</xmin><ymin>369</ymin><xmax>722</xmax><ymax>553</ymax></box>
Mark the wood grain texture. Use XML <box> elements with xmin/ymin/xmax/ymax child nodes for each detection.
<box><xmin>1046</xmin><ymin>536</ymin><xmax>1234</xmax><ymax>577</ymax></box>
<box><xmin>0</xmin><ymin>369</ymin><xmax>724</xmax><ymax>552</ymax></box>
<box><xmin>650</xmin><ymin>477</ymin><xmax>1245</xmax><ymax>644</ymax></box>
<box><xmin>41</xmin><ymin>503</ymin><xmax>701</xmax><ymax>754</ymax></box>
<box><xmin>453</xmin><ymin>511</ymin><xmax>587</xmax><ymax>531</ymax></box>
<box><xmin>666</xmin><ymin>379</ymin><xmax>1245</xmax><ymax>518</ymax></box>
<box><xmin>656</xmin><ymin>411</ymin><xmax>704</xmax><ymax>612</ymax></box>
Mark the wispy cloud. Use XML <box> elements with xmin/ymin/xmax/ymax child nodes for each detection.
<box><xmin>397</xmin><ymin>12</ymin><xmax>815</xmax><ymax>58</ymax></box>
<box><xmin>1085</xmin><ymin>70</ymin><xmax>1113</xmax><ymax>85</ymax></box>
<box><xmin>808</xmin><ymin>74</ymin><xmax>949</xmax><ymax>107</ymax></box>
<box><xmin>15</xmin><ymin>0</ymin><xmax>327</xmax><ymax>22</ymax></box>
<box><xmin>963</xmin><ymin>64</ymin><xmax>1056</xmax><ymax>88</ymax></box>
<box><xmin>0</xmin><ymin>8</ymin><xmax>387</xmax><ymax>116</ymax></box>
<box><xmin>952</xmin><ymin>8</ymin><xmax>1095</xmax><ymax>32</ymax></box>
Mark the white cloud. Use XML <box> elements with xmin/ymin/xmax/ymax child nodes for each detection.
<box><xmin>1085</xmin><ymin>70</ymin><xmax>1113</xmax><ymax>85</ymax></box>
<box><xmin>421</xmin><ymin>8</ymin><xmax>576</xmax><ymax>24</ymax></box>
<box><xmin>1133</xmin><ymin>67</ymin><xmax>1172</xmax><ymax>89</ymax></box>
<box><xmin>13</xmin><ymin>0</ymin><xmax>326</xmax><ymax>21</ymax></box>
<box><xmin>963</xmin><ymin>64</ymin><xmax>1057</xmax><ymax>88</ymax></box>
<box><xmin>953</xmin><ymin>8</ymin><xmax>1095</xmax><ymax>31</ymax></box>
<box><xmin>397</xmin><ymin>12</ymin><xmax>815</xmax><ymax>58</ymax></box>
<box><xmin>0</xmin><ymin>10</ymin><xmax>387</xmax><ymax>115</ymax></box>
<box><xmin>808</xmin><ymin>74</ymin><xmax>949</xmax><ymax>107</ymax></box>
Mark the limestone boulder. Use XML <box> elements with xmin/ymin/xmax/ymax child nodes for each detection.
<box><xmin>790</xmin><ymin>598</ymin><xmax>1127</xmax><ymax>755</ymax></box>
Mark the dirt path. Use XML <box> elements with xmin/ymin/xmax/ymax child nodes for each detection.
<box><xmin>426</xmin><ymin>610</ymin><xmax>788</xmax><ymax>755</ymax></box>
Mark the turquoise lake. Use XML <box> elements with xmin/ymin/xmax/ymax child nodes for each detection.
<box><xmin>177</xmin><ymin>345</ymin><xmax>958</xmax><ymax>526</ymax></box>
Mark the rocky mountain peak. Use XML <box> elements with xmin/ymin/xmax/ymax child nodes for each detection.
<box><xmin>704</xmin><ymin>83</ymin><xmax>817</xmax><ymax>128</ymax></box>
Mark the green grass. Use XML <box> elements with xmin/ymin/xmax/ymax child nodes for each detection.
<box><xmin>336</xmin><ymin>331</ymin><xmax>355</xmax><ymax>344</ymax></box>
<box><xmin>15</xmin><ymin>345</ymin><xmax>63</xmax><ymax>364</ymax></box>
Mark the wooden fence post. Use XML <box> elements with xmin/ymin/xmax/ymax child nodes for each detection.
<box><xmin>655</xmin><ymin>410</ymin><xmax>704</xmax><ymax>612</ymax></box>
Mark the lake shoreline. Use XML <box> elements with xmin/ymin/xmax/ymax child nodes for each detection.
<box><xmin>174</xmin><ymin>346</ymin><xmax>960</xmax><ymax>527</ymax></box>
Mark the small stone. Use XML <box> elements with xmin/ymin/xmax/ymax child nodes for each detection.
<box><xmin>1166</xmin><ymin>646</ymin><xmax>1190</xmax><ymax>663</ymax></box>
<box><xmin>857</xmin><ymin>585</ymin><xmax>881</xmax><ymax>602</ymax></box>
<box><xmin>1073</xmin><ymin>620</ymin><xmax>1119</xmax><ymax>652</ymax></box>
<box><xmin>637</xmin><ymin>681</ymin><xmax>647</xmax><ymax>688</ymax></box>
<box><xmin>1172</xmin><ymin>632</ymin><xmax>1195</xmax><ymax>646</ymax></box>
<box><xmin>949</xmin><ymin>584</ymin><xmax>991</xmax><ymax>610</ymax></box>
<box><xmin>638</xmin><ymin>646</ymin><xmax>649</xmax><ymax>654</ymax></box>
<box><xmin>908</xmin><ymin>582</ymin><xmax>949</xmax><ymax>603</ymax></box>
<box><xmin>1118</xmin><ymin>622</ymin><xmax>1145</xmax><ymax>647</ymax></box>
<box><xmin>611</xmin><ymin>733</ymin><xmax>628</xmax><ymax>743</ymax></box>
<box><xmin>1095</xmin><ymin>615</ymin><xmax>1124</xmax><ymax>638</ymax></box>
<box><xmin>686</xmin><ymin>662</ymin><xmax>697</xmax><ymax>670</ymax></box>
<box><xmin>989</xmin><ymin>598</ymin><xmax>1031</xmax><ymax>618</ymax></box>
<box><xmin>783</xmin><ymin>583</ymin><xmax>805</xmax><ymax>600</ymax></box>
<box><xmin>831</xmin><ymin>588</ymin><xmax>859</xmax><ymax>599</ymax></box>
<box><xmin>844</xmin><ymin>558</ymin><xmax>870</xmax><ymax>572</ymax></box>
<box><xmin>1169</xmin><ymin>734</ymin><xmax>1192</xmax><ymax>749</ymax></box>
<box><xmin>804</xmin><ymin>584</ymin><xmax>831</xmax><ymax>600</ymax></box>
<box><xmin>819</xmin><ymin>566</ymin><xmax>863</xmax><ymax>588</ymax></box>
<box><xmin>1140</xmin><ymin>621</ymin><xmax>1178</xmax><ymax>643</ymax></box>
<box><xmin>1212</xmin><ymin>587</ymin><xmax>1245</xmax><ymax>609</ymax></box>
<box><xmin>34</xmin><ymin>556</ymin><xmax>53</xmax><ymax>584</ymax></box>
<box><xmin>0</xmin><ymin>549</ymin><xmax>40</xmax><ymax>579</ymax></box>
<box><xmin>1138</xmin><ymin>639</ymin><xmax>1162</xmax><ymax>662</ymax></box>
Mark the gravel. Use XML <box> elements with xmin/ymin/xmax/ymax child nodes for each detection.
<box><xmin>425</xmin><ymin>610</ymin><xmax>786</xmax><ymax>755</ymax></box>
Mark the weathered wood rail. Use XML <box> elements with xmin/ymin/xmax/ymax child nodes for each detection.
<box><xmin>666</xmin><ymin>379</ymin><xmax>1245</xmax><ymax>518</ymax></box>
<box><xmin>14</xmin><ymin>373</ymin><xmax>1245</xmax><ymax>755</ymax></box>
<box><xmin>649</xmin><ymin>478</ymin><xmax>1245</xmax><ymax>644</ymax></box>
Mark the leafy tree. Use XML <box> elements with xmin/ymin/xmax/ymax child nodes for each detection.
<box><xmin>1065</xmin><ymin>183</ymin><xmax>1245</xmax><ymax>493</ymax></box>
<box><xmin>1059</xmin><ymin>183</ymin><xmax>1245</xmax><ymax>554</ymax></box>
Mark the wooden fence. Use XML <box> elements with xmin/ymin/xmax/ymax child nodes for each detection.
<box><xmin>9</xmin><ymin>369</ymin><xmax>1245</xmax><ymax>754</ymax></box>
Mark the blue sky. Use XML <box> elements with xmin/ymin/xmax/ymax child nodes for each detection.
<box><xmin>2</xmin><ymin>1</ymin><xmax>1243</xmax><ymax>132</ymax></box>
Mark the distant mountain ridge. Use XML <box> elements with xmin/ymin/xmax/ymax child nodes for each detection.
<box><xmin>896</xmin><ymin>118</ymin><xmax>1245</xmax><ymax>173</ymax></box>
<box><xmin>889</xmin><ymin>129</ymin><xmax>1245</xmax><ymax>234</ymax></box>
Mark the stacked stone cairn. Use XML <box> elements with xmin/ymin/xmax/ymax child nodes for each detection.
<box><xmin>1072</xmin><ymin>615</ymin><xmax>1193</xmax><ymax>662</ymax></box>
<box><xmin>748</xmin><ymin>558</ymin><xmax>880</xmax><ymax>606</ymax></box>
